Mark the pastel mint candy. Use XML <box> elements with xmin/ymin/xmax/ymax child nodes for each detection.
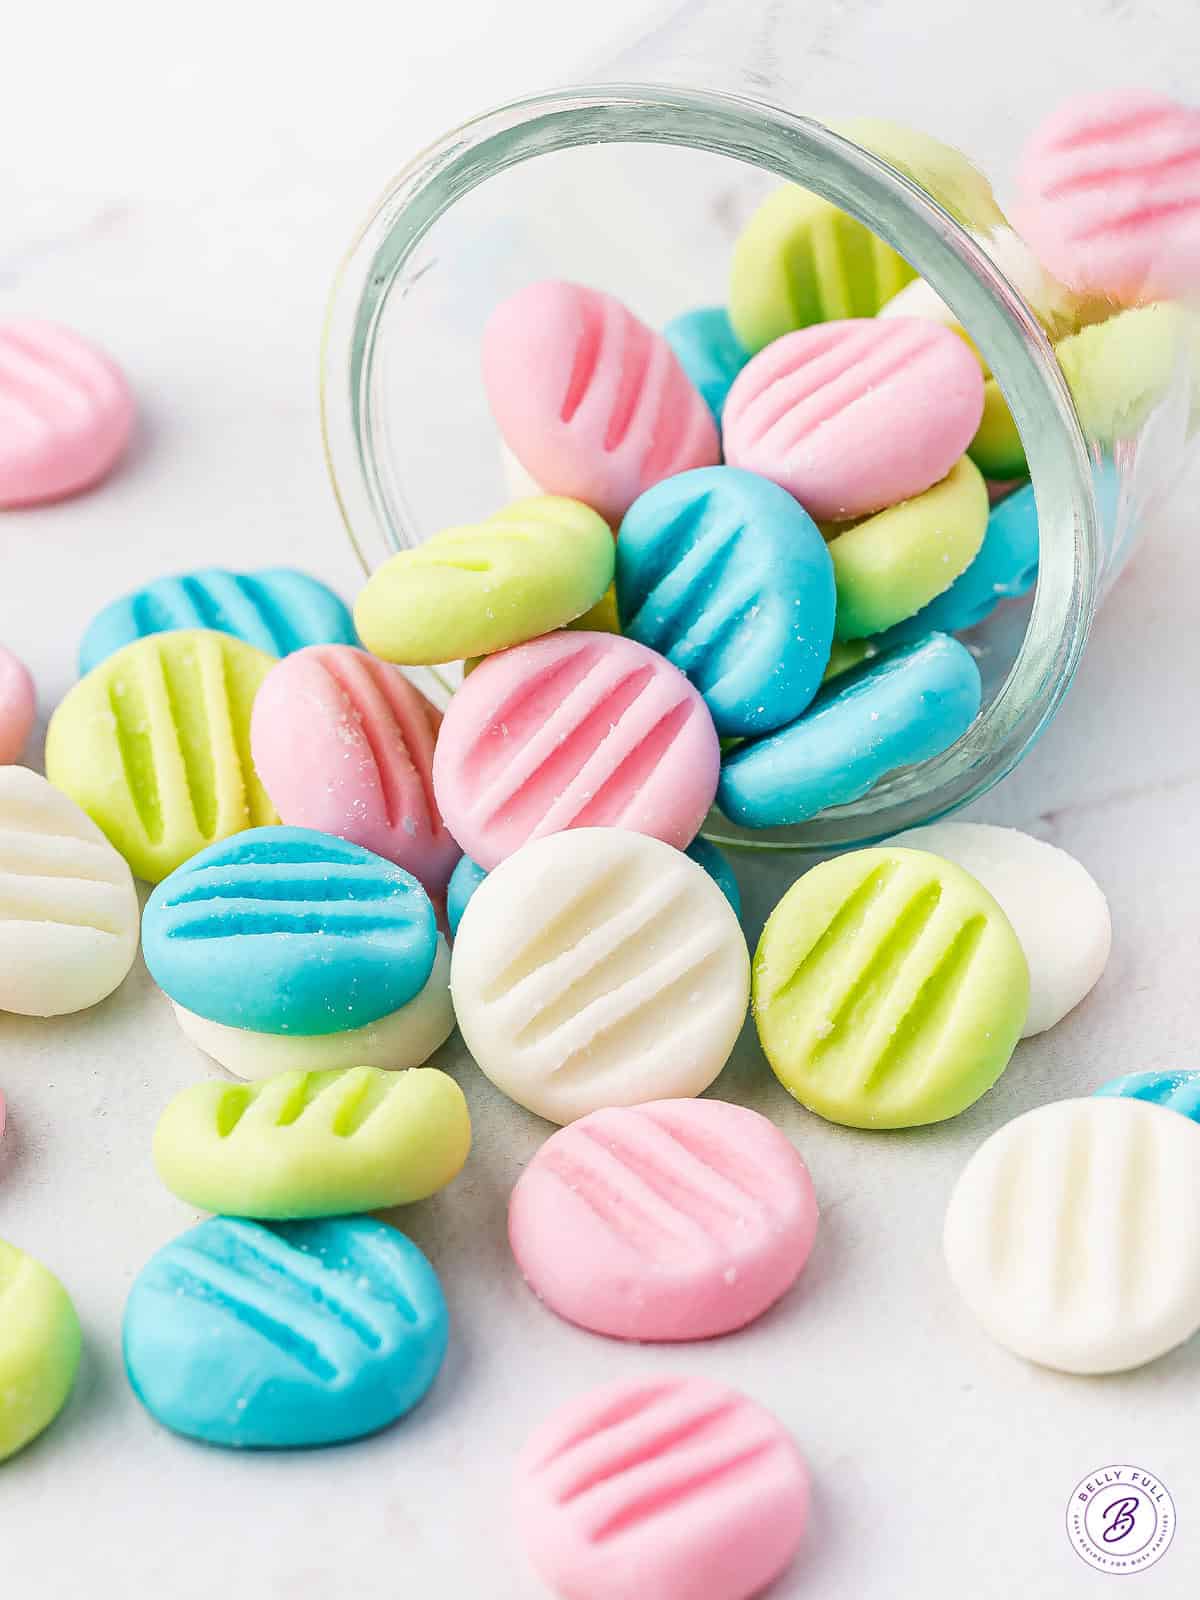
<box><xmin>142</xmin><ymin>826</ymin><xmax>437</xmax><ymax>1034</ymax></box>
<box><xmin>718</xmin><ymin>634</ymin><xmax>981</xmax><ymax>828</ymax></box>
<box><xmin>663</xmin><ymin>307</ymin><xmax>748</xmax><ymax>424</ymax></box>
<box><xmin>1095</xmin><ymin>1070</ymin><xmax>1200</xmax><ymax>1124</ymax></box>
<box><xmin>80</xmin><ymin>568</ymin><xmax>356</xmax><ymax>674</ymax></box>
<box><xmin>123</xmin><ymin>1217</ymin><xmax>447</xmax><ymax>1448</ymax></box>
<box><xmin>616</xmin><ymin>467</ymin><xmax>836</xmax><ymax>738</ymax></box>
<box><xmin>446</xmin><ymin>834</ymin><xmax>741</xmax><ymax>936</ymax></box>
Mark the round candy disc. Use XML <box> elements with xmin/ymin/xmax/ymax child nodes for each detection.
<box><xmin>0</xmin><ymin>319</ymin><xmax>133</xmax><ymax>506</ymax></box>
<box><xmin>433</xmin><ymin>631</ymin><xmax>719</xmax><ymax>871</ymax></box>
<box><xmin>515</xmin><ymin>1375</ymin><xmax>809</xmax><ymax>1600</ymax></box>
<box><xmin>451</xmin><ymin>829</ymin><xmax>749</xmax><ymax>1124</ymax></box>
<box><xmin>509</xmin><ymin>1098</ymin><xmax>817</xmax><ymax>1340</ymax></box>
<box><xmin>753</xmin><ymin>845</ymin><xmax>1029</xmax><ymax>1128</ymax></box>
<box><xmin>944</xmin><ymin>1097</ymin><xmax>1200</xmax><ymax>1374</ymax></box>
<box><xmin>142</xmin><ymin>825</ymin><xmax>437</xmax><ymax>1035</ymax></box>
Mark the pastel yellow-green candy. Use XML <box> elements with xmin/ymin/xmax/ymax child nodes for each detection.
<box><xmin>45</xmin><ymin>629</ymin><xmax>278</xmax><ymax>884</ymax></box>
<box><xmin>0</xmin><ymin>1239</ymin><xmax>82</xmax><ymax>1461</ymax></box>
<box><xmin>753</xmin><ymin>846</ymin><xmax>1029</xmax><ymax>1129</ymax></box>
<box><xmin>152</xmin><ymin>1065</ymin><xmax>471</xmax><ymax>1219</ymax></box>
<box><xmin>462</xmin><ymin>581</ymin><xmax>620</xmax><ymax>677</ymax></box>
<box><xmin>729</xmin><ymin>186</ymin><xmax>916</xmax><ymax>353</ymax></box>
<box><xmin>833</xmin><ymin>118</ymin><xmax>1006</xmax><ymax>232</ymax></box>
<box><xmin>1055</xmin><ymin>303</ymin><xmax>1200</xmax><ymax>445</ymax></box>
<box><xmin>827</xmin><ymin>456</ymin><xmax>988</xmax><ymax>640</ymax></box>
<box><xmin>355</xmin><ymin>496</ymin><xmax>614</xmax><ymax>666</ymax></box>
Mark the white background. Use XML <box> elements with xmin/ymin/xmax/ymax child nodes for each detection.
<box><xmin>2</xmin><ymin>1</ymin><xmax>1198</xmax><ymax>1595</ymax></box>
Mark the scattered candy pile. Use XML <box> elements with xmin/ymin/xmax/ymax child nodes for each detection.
<box><xmin>3</xmin><ymin>87</ymin><xmax>1200</xmax><ymax>1600</ymax></box>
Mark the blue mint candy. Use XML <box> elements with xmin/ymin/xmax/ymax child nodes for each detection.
<box><xmin>123</xmin><ymin>1217</ymin><xmax>448</xmax><ymax>1448</ymax></box>
<box><xmin>79</xmin><ymin>568</ymin><xmax>357</xmax><ymax>674</ymax></box>
<box><xmin>447</xmin><ymin>834</ymin><xmax>741</xmax><ymax>935</ymax></box>
<box><xmin>663</xmin><ymin>307</ymin><xmax>748</xmax><ymax>424</ymax></box>
<box><xmin>142</xmin><ymin>826</ymin><xmax>437</xmax><ymax>1034</ymax></box>
<box><xmin>616</xmin><ymin>467</ymin><xmax>836</xmax><ymax>738</ymax></box>
<box><xmin>1094</xmin><ymin>1069</ymin><xmax>1200</xmax><ymax>1124</ymax></box>
<box><xmin>717</xmin><ymin>634</ymin><xmax>982</xmax><ymax>828</ymax></box>
<box><xmin>446</xmin><ymin>853</ymin><xmax>489</xmax><ymax>936</ymax></box>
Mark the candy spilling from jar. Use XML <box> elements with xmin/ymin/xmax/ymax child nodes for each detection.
<box><xmin>4</xmin><ymin>88</ymin><xmax>1200</xmax><ymax>1600</ymax></box>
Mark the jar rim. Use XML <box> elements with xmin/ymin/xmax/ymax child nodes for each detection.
<box><xmin>320</xmin><ymin>81</ymin><xmax>1100</xmax><ymax>850</ymax></box>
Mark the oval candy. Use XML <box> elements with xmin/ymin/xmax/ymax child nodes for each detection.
<box><xmin>451</xmin><ymin>829</ymin><xmax>749</xmax><ymax>1125</ymax></box>
<box><xmin>515</xmin><ymin>1375</ymin><xmax>810</xmax><ymax>1600</ymax></box>
<box><xmin>482</xmin><ymin>281</ymin><xmax>720</xmax><ymax>525</ymax></box>
<box><xmin>433</xmin><ymin>632</ymin><xmax>719</xmax><ymax>871</ymax></box>
<box><xmin>723</xmin><ymin>317</ymin><xmax>984</xmax><ymax>522</ymax></box>
<box><xmin>0</xmin><ymin>1238</ymin><xmax>82</xmax><ymax>1461</ymax></box>
<box><xmin>717</xmin><ymin>634</ymin><xmax>982</xmax><ymax>829</ymax></box>
<box><xmin>1094</xmin><ymin>1069</ymin><xmax>1200</xmax><ymax>1124</ymax></box>
<box><xmin>1014</xmin><ymin>89</ymin><xmax>1200</xmax><ymax>305</ymax></box>
<box><xmin>825</xmin><ymin>455</ymin><xmax>988</xmax><ymax>640</ymax></box>
<box><xmin>729</xmin><ymin>184</ymin><xmax>916</xmax><ymax>353</ymax></box>
<box><xmin>509</xmin><ymin>1098</ymin><xmax>818</xmax><ymax>1342</ymax></box>
<box><xmin>142</xmin><ymin>826</ymin><xmax>437</xmax><ymax>1035</ymax></box>
<box><xmin>123</xmin><ymin>1216</ymin><xmax>448</xmax><ymax>1447</ymax></box>
<box><xmin>355</xmin><ymin>495</ymin><xmax>614</xmax><ymax>666</ymax></box>
<box><xmin>0</xmin><ymin>319</ymin><xmax>134</xmax><ymax>507</ymax></box>
<box><xmin>0</xmin><ymin>646</ymin><xmax>35</xmax><ymax>765</ymax></box>
<box><xmin>0</xmin><ymin>766</ymin><xmax>139</xmax><ymax>1016</ymax></box>
<box><xmin>45</xmin><ymin>629</ymin><xmax>278</xmax><ymax>883</ymax></box>
<box><xmin>79</xmin><ymin>567</ymin><xmax>357</xmax><ymax>675</ymax></box>
<box><xmin>616</xmin><ymin>466</ymin><xmax>836</xmax><ymax>737</ymax></box>
<box><xmin>251</xmin><ymin>644</ymin><xmax>460</xmax><ymax>899</ymax></box>
<box><xmin>944</xmin><ymin>1097</ymin><xmax>1200</xmax><ymax>1374</ymax></box>
<box><xmin>753</xmin><ymin>845</ymin><xmax>1029</xmax><ymax>1128</ymax></box>
<box><xmin>154</xmin><ymin>1065</ymin><xmax>470</xmax><ymax>1218</ymax></box>
<box><xmin>172</xmin><ymin>936</ymin><xmax>455</xmax><ymax>1080</ymax></box>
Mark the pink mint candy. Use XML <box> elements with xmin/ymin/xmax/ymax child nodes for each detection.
<box><xmin>250</xmin><ymin>644</ymin><xmax>461</xmax><ymax>898</ymax></box>
<box><xmin>0</xmin><ymin>320</ymin><xmax>134</xmax><ymax>507</ymax></box>
<box><xmin>509</xmin><ymin>1098</ymin><xmax>819</xmax><ymax>1342</ymax></box>
<box><xmin>515</xmin><ymin>1374</ymin><xmax>810</xmax><ymax>1600</ymax></box>
<box><xmin>482</xmin><ymin>280</ymin><xmax>720</xmax><ymax>525</ymax></box>
<box><xmin>1014</xmin><ymin>90</ymin><xmax>1200</xmax><ymax>305</ymax></box>
<box><xmin>432</xmin><ymin>631</ymin><xmax>719</xmax><ymax>871</ymax></box>
<box><xmin>0</xmin><ymin>648</ymin><xmax>35</xmax><ymax>764</ymax></box>
<box><xmin>722</xmin><ymin>316</ymin><xmax>984</xmax><ymax>521</ymax></box>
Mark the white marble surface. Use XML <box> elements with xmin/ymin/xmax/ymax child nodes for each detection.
<box><xmin>2</xmin><ymin>2</ymin><xmax>1199</xmax><ymax>1596</ymax></box>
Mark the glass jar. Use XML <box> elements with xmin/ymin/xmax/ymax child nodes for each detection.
<box><xmin>320</xmin><ymin>0</ymin><xmax>1197</xmax><ymax>851</ymax></box>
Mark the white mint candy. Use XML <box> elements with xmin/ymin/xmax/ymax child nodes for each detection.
<box><xmin>0</xmin><ymin>766</ymin><xmax>139</xmax><ymax>1015</ymax></box>
<box><xmin>886</xmin><ymin>822</ymin><xmax>1110</xmax><ymax>1035</ymax></box>
<box><xmin>172</xmin><ymin>936</ymin><xmax>455</xmax><ymax>1079</ymax></box>
<box><xmin>450</xmin><ymin>828</ymin><xmax>749</xmax><ymax>1124</ymax></box>
<box><xmin>945</xmin><ymin>1096</ymin><xmax>1200</xmax><ymax>1375</ymax></box>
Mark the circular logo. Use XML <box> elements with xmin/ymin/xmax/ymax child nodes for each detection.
<box><xmin>1067</xmin><ymin>1466</ymin><xmax>1176</xmax><ymax>1574</ymax></box>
